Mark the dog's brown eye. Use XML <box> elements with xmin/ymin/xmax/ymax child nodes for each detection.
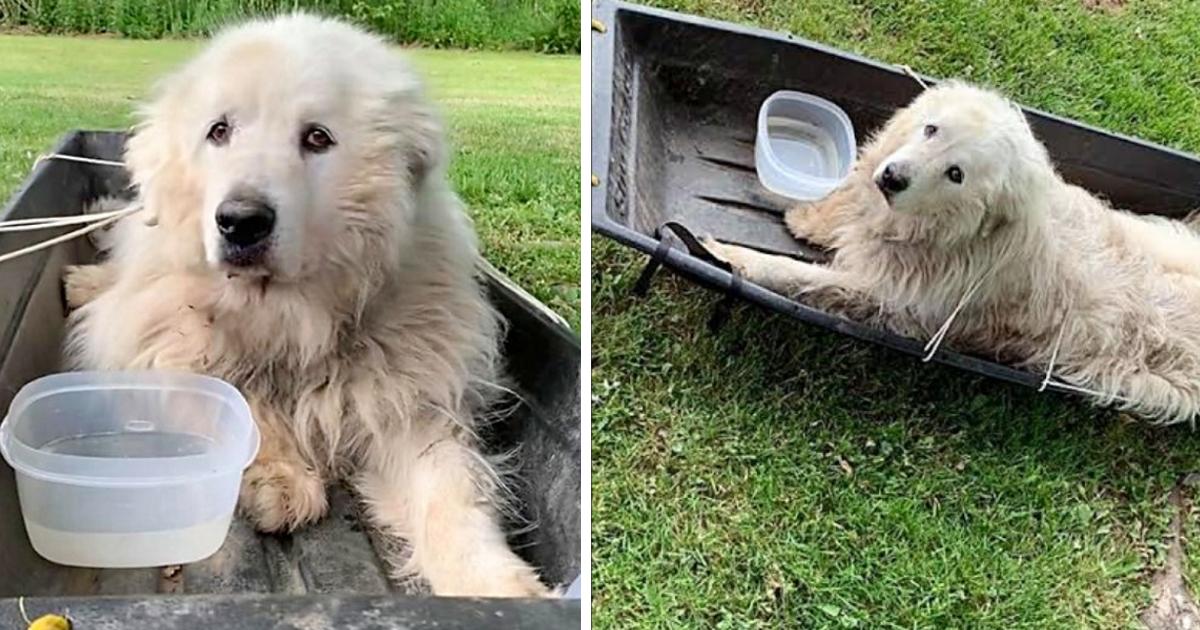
<box><xmin>946</xmin><ymin>165</ymin><xmax>964</xmax><ymax>184</ymax></box>
<box><xmin>924</xmin><ymin>124</ymin><xmax>938</xmax><ymax>138</ymax></box>
<box><xmin>207</xmin><ymin>120</ymin><xmax>230</xmax><ymax>146</ymax></box>
<box><xmin>301</xmin><ymin>126</ymin><xmax>335</xmax><ymax>153</ymax></box>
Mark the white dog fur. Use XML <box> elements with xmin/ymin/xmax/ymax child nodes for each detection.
<box><xmin>707</xmin><ymin>82</ymin><xmax>1200</xmax><ymax>424</ymax></box>
<box><xmin>62</xmin><ymin>14</ymin><xmax>549</xmax><ymax>596</ymax></box>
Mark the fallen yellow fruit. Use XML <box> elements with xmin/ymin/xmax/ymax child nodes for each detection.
<box><xmin>27</xmin><ymin>614</ymin><xmax>71</xmax><ymax>630</ymax></box>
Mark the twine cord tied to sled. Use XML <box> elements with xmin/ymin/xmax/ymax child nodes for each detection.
<box><xmin>925</xmin><ymin>273</ymin><xmax>1134</xmax><ymax>405</ymax></box>
<box><xmin>898</xmin><ymin>64</ymin><xmax>929</xmax><ymax>90</ymax></box>
<box><xmin>0</xmin><ymin>154</ymin><xmax>149</xmax><ymax>266</ymax></box>
<box><xmin>922</xmin><ymin>262</ymin><xmax>999</xmax><ymax>362</ymax></box>
<box><xmin>1039</xmin><ymin>300</ymin><xmax>1073</xmax><ymax>392</ymax></box>
<box><xmin>1037</xmin><ymin>301</ymin><xmax>1133</xmax><ymax>404</ymax></box>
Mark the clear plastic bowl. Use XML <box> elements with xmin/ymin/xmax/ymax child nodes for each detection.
<box><xmin>755</xmin><ymin>90</ymin><xmax>856</xmax><ymax>201</ymax></box>
<box><xmin>564</xmin><ymin>574</ymin><xmax>582</xmax><ymax>599</ymax></box>
<box><xmin>0</xmin><ymin>371</ymin><xmax>259</xmax><ymax>568</ymax></box>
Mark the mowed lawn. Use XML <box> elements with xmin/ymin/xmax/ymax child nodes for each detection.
<box><xmin>0</xmin><ymin>35</ymin><xmax>580</xmax><ymax>328</ymax></box>
<box><xmin>593</xmin><ymin>1</ymin><xmax>1200</xmax><ymax>628</ymax></box>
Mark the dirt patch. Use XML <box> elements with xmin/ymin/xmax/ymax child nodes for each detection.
<box><xmin>1082</xmin><ymin>0</ymin><xmax>1127</xmax><ymax>14</ymax></box>
<box><xmin>1141</xmin><ymin>478</ymin><xmax>1200</xmax><ymax>630</ymax></box>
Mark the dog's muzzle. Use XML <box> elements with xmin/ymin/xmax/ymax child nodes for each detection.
<box><xmin>876</xmin><ymin>163</ymin><xmax>910</xmax><ymax>198</ymax></box>
<box><xmin>216</xmin><ymin>192</ymin><xmax>275</xmax><ymax>267</ymax></box>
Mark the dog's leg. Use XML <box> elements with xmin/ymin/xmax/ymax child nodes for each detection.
<box><xmin>63</xmin><ymin>263</ymin><xmax>116</xmax><ymax>310</ymax></box>
<box><xmin>703</xmin><ymin>237</ymin><xmax>857</xmax><ymax>296</ymax></box>
<box><xmin>355</xmin><ymin>421</ymin><xmax>549</xmax><ymax>597</ymax></box>
<box><xmin>239</xmin><ymin>399</ymin><xmax>329</xmax><ymax>533</ymax></box>
<box><xmin>784</xmin><ymin>184</ymin><xmax>866</xmax><ymax>247</ymax></box>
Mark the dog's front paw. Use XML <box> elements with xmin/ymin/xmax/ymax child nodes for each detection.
<box><xmin>62</xmin><ymin>264</ymin><xmax>111</xmax><ymax>310</ymax></box>
<box><xmin>784</xmin><ymin>202</ymin><xmax>821</xmax><ymax>239</ymax></box>
<box><xmin>701</xmin><ymin>236</ymin><xmax>747</xmax><ymax>274</ymax></box>
<box><xmin>491</xmin><ymin>569</ymin><xmax>554</xmax><ymax>598</ymax></box>
<box><xmin>784</xmin><ymin>198</ymin><xmax>849</xmax><ymax>248</ymax></box>
<box><xmin>239</xmin><ymin>460</ymin><xmax>328</xmax><ymax>533</ymax></box>
<box><xmin>439</xmin><ymin>561</ymin><xmax>553</xmax><ymax>598</ymax></box>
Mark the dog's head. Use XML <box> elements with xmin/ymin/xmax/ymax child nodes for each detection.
<box><xmin>125</xmin><ymin>13</ymin><xmax>443</xmax><ymax>283</ymax></box>
<box><xmin>870</xmin><ymin>83</ymin><xmax>1054</xmax><ymax>232</ymax></box>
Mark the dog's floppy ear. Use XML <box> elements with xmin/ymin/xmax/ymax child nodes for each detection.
<box><xmin>124</xmin><ymin>117</ymin><xmax>169</xmax><ymax>227</ymax></box>
<box><xmin>860</xmin><ymin>93</ymin><xmax>925</xmax><ymax>170</ymax></box>
<box><xmin>399</xmin><ymin>99</ymin><xmax>446</xmax><ymax>184</ymax></box>
<box><xmin>977</xmin><ymin>213</ymin><xmax>1008</xmax><ymax>240</ymax></box>
<box><xmin>373</xmin><ymin>63</ymin><xmax>447</xmax><ymax>185</ymax></box>
<box><xmin>124</xmin><ymin>73</ymin><xmax>196</xmax><ymax>227</ymax></box>
<box><xmin>987</xmin><ymin>112</ymin><xmax>1056</xmax><ymax>221</ymax></box>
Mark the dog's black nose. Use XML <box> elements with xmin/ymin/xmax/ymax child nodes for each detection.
<box><xmin>216</xmin><ymin>196</ymin><xmax>275</xmax><ymax>248</ymax></box>
<box><xmin>878</xmin><ymin>163</ymin><xmax>909</xmax><ymax>195</ymax></box>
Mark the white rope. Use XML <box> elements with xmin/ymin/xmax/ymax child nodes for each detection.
<box><xmin>922</xmin><ymin>263</ymin><xmax>998</xmax><ymax>362</ymax></box>
<box><xmin>1039</xmin><ymin>301</ymin><xmax>1073</xmax><ymax>392</ymax></box>
<box><xmin>1031</xmin><ymin>298</ymin><xmax>1132</xmax><ymax>403</ymax></box>
<box><xmin>0</xmin><ymin>154</ymin><xmax>146</xmax><ymax>263</ymax></box>
<box><xmin>915</xmin><ymin>263</ymin><xmax>1133</xmax><ymax>403</ymax></box>
<box><xmin>0</xmin><ymin>205</ymin><xmax>141</xmax><ymax>233</ymax></box>
<box><xmin>898</xmin><ymin>64</ymin><xmax>929</xmax><ymax>90</ymax></box>
<box><xmin>34</xmin><ymin>153</ymin><xmax>127</xmax><ymax>169</ymax></box>
<box><xmin>0</xmin><ymin>213</ymin><xmax>126</xmax><ymax>265</ymax></box>
<box><xmin>27</xmin><ymin>155</ymin><xmax>158</xmax><ymax>229</ymax></box>
<box><xmin>1041</xmin><ymin>378</ymin><xmax>1133</xmax><ymax>404</ymax></box>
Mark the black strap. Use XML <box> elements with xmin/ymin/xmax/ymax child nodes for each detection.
<box><xmin>652</xmin><ymin>222</ymin><xmax>743</xmax><ymax>331</ymax></box>
<box><xmin>632</xmin><ymin>221</ymin><xmax>744</xmax><ymax>331</ymax></box>
<box><xmin>632</xmin><ymin>236</ymin><xmax>672</xmax><ymax>297</ymax></box>
<box><xmin>633</xmin><ymin>221</ymin><xmax>729</xmax><ymax>297</ymax></box>
<box><xmin>660</xmin><ymin>221</ymin><xmax>732</xmax><ymax>271</ymax></box>
<box><xmin>708</xmin><ymin>270</ymin><xmax>743</xmax><ymax>333</ymax></box>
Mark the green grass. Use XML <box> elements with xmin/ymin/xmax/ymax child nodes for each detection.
<box><xmin>0</xmin><ymin>0</ymin><xmax>580</xmax><ymax>53</ymax></box>
<box><xmin>593</xmin><ymin>1</ymin><xmax>1200</xmax><ymax>627</ymax></box>
<box><xmin>0</xmin><ymin>34</ymin><xmax>580</xmax><ymax>328</ymax></box>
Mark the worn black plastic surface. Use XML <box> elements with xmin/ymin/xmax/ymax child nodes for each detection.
<box><xmin>1</xmin><ymin>594</ymin><xmax>578</xmax><ymax>629</ymax></box>
<box><xmin>591</xmin><ymin>0</ymin><xmax>1200</xmax><ymax>392</ymax></box>
<box><xmin>0</xmin><ymin>131</ymin><xmax>580</xmax><ymax>625</ymax></box>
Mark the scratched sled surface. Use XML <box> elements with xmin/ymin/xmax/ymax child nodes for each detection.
<box><xmin>590</xmin><ymin>0</ymin><xmax>1200</xmax><ymax>393</ymax></box>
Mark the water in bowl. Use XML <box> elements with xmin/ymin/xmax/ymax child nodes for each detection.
<box><xmin>41</xmin><ymin>431</ymin><xmax>214</xmax><ymax>458</ymax></box>
<box><xmin>766</xmin><ymin>116</ymin><xmax>841</xmax><ymax>179</ymax></box>
<box><xmin>29</xmin><ymin>430</ymin><xmax>228</xmax><ymax>567</ymax></box>
<box><xmin>25</xmin><ymin>515</ymin><xmax>232</xmax><ymax>568</ymax></box>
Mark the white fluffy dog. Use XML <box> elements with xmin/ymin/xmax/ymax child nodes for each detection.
<box><xmin>707</xmin><ymin>82</ymin><xmax>1200</xmax><ymax>423</ymax></box>
<box><xmin>62</xmin><ymin>14</ymin><xmax>549</xmax><ymax>596</ymax></box>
